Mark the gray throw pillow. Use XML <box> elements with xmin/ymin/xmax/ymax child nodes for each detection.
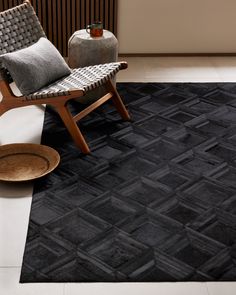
<box><xmin>0</xmin><ymin>37</ymin><xmax>71</xmax><ymax>95</ymax></box>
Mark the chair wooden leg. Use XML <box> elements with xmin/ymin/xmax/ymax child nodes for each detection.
<box><xmin>55</xmin><ymin>104</ymin><xmax>90</xmax><ymax>154</ymax></box>
<box><xmin>106</xmin><ymin>79</ymin><xmax>131</xmax><ymax>120</ymax></box>
<box><xmin>0</xmin><ymin>104</ymin><xmax>6</xmax><ymax>116</ymax></box>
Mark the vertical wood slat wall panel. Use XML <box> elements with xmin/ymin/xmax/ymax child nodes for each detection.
<box><xmin>61</xmin><ymin>0</ymin><xmax>67</xmax><ymax>55</ymax></box>
<box><xmin>71</xmin><ymin>0</ymin><xmax>76</xmax><ymax>36</ymax></box>
<box><xmin>0</xmin><ymin>0</ymin><xmax>118</xmax><ymax>57</ymax></box>
<box><xmin>104</xmin><ymin>0</ymin><xmax>109</xmax><ymax>30</ymax></box>
<box><xmin>57</xmin><ymin>0</ymin><xmax>62</xmax><ymax>54</ymax></box>
<box><xmin>52</xmin><ymin>0</ymin><xmax>58</xmax><ymax>49</ymax></box>
<box><xmin>47</xmin><ymin>0</ymin><xmax>53</xmax><ymax>44</ymax></box>
<box><xmin>80</xmin><ymin>0</ymin><xmax>85</xmax><ymax>29</ymax></box>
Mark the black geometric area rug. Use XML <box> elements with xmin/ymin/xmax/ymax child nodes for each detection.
<box><xmin>21</xmin><ymin>83</ymin><xmax>236</xmax><ymax>282</ymax></box>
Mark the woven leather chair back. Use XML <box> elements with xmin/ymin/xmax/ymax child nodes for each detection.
<box><xmin>0</xmin><ymin>0</ymin><xmax>46</xmax><ymax>81</ymax></box>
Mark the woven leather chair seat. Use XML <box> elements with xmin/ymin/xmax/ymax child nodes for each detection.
<box><xmin>25</xmin><ymin>62</ymin><xmax>122</xmax><ymax>100</ymax></box>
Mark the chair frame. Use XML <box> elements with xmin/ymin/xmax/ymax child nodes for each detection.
<box><xmin>0</xmin><ymin>0</ymin><xmax>130</xmax><ymax>154</ymax></box>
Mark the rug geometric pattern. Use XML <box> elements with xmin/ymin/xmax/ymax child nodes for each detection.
<box><xmin>20</xmin><ymin>83</ymin><xmax>236</xmax><ymax>282</ymax></box>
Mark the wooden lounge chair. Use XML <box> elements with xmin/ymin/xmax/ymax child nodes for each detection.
<box><xmin>0</xmin><ymin>0</ymin><xmax>130</xmax><ymax>154</ymax></box>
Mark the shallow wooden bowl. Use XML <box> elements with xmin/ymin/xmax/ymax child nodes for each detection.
<box><xmin>0</xmin><ymin>143</ymin><xmax>60</xmax><ymax>182</ymax></box>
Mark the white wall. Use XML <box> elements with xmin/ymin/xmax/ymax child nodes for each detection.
<box><xmin>117</xmin><ymin>0</ymin><xmax>236</xmax><ymax>54</ymax></box>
